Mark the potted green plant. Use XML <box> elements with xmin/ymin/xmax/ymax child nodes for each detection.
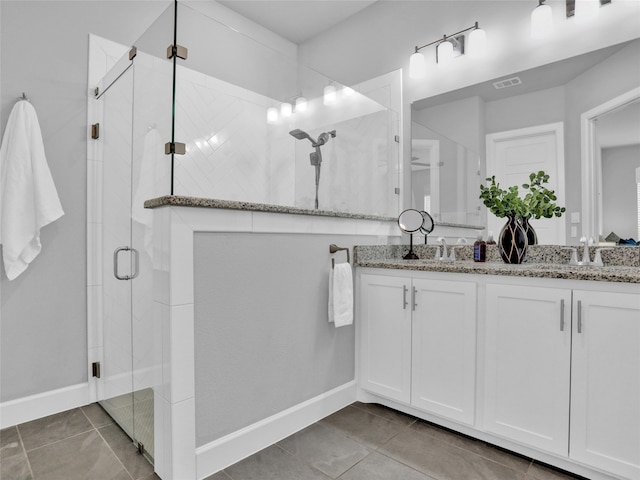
<box><xmin>479</xmin><ymin>171</ymin><xmax>565</xmax><ymax>263</ymax></box>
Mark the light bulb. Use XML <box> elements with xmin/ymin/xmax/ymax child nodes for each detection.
<box><xmin>343</xmin><ymin>86</ymin><xmax>355</xmax><ymax>97</ymax></box>
<box><xmin>468</xmin><ymin>27</ymin><xmax>487</xmax><ymax>58</ymax></box>
<box><xmin>437</xmin><ymin>40</ymin><xmax>454</xmax><ymax>65</ymax></box>
<box><xmin>324</xmin><ymin>85</ymin><xmax>337</xmax><ymax>105</ymax></box>
<box><xmin>409</xmin><ymin>51</ymin><xmax>427</xmax><ymax>79</ymax></box>
<box><xmin>295</xmin><ymin>96</ymin><xmax>307</xmax><ymax>112</ymax></box>
<box><xmin>266</xmin><ymin>107</ymin><xmax>278</xmax><ymax>124</ymax></box>
<box><xmin>531</xmin><ymin>2</ymin><xmax>553</xmax><ymax>38</ymax></box>
<box><xmin>280</xmin><ymin>102</ymin><xmax>292</xmax><ymax>117</ymax></box>
<box><xmin>574</xmin><ymin>0</ymin><xmax>599</xmax><ymax>23</ymax></box>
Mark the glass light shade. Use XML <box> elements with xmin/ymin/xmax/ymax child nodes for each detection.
<box><xmin>531</xmin><ymin>3</ymin><xmax>553</xmax><ymax>38</ymax></box>
<box><xmin>467</xmin><ymin>28</ymin><xmax>487</xmax><ymax>58</ymax></box>
<box><xmin>280</xmin><ymin>102</ymin><xmax>292</xmax><ymax>117</ymax></box>
<box><xmin>324</xmin><ymin>85</ymin><xmax>337</xmax><ymax>105</ymax></box>
<box><xmin>574</xmin><ymin>0</ymin><xmax>599</xmax><ymax>23</ymax></box>
<box><xmin>409</xmin><ymin>51</ymin><xmax>427</xmax><ymax>79</ymax></box>
<box><xmin>266</xmin><ymin>107</ymin><xmax>278</xmax><ymax>124</ymax></box>
<box><xmin>295</xmin><ymin>96</ymin><xmax>307</xmax><ymax>112</ymax></box>
<box><xmin>437</xmin><ymin>40</ymin><xmax>454</xmax><ymax>65</ymax></box>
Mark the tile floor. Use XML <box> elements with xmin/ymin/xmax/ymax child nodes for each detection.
<box><xmin>208</xmin><ymin>402</ymin><xmax>584</xmax><ymax>480</ymax></box>
<box><xmin>1</xmin><ymin>401</ymin><xmax>586</xmax><ymax>480</ymax></box>
<box><xmin>0</xmin><ymin>403</ymin><xmax>158</xmax><ymax>480</ymax></box>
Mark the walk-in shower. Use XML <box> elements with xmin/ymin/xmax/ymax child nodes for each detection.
<box><xmin>289</xmin><ymin>129</ymin><xmax>336</xmax><ymax>209</ymax></box>
<box><xmin>88</xmin><ymin>1</ymin><xmax>399</xmax><ymax>478</ymax></box>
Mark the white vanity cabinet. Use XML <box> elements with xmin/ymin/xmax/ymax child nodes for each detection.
<box><xmin>359</xmin><ymin>274</ymin><xmax>412</xmax><ymax>403</ymax></box>
<box><xmin>483</xmin><ymin>284</ymin><xmax>572</xmax><ymax>455</ymax></box>
<box><xmin>570</xmin><ymin>290</ymin><xmax>640</xmax><ymax>480</ymax></box>
<box><xmin>358</xmin><ymin>272</ymin><xmax>477</xmax><ymax>425</ymax></box>
<box><xmin>483</xmin><ymin>283</ymin><xmax>640</xmax><ymax>479</ymax></box>
<box><xmin>357</xmin><ymin>267</ymin><xmax>640</xmax><ymax>480</ymax></box>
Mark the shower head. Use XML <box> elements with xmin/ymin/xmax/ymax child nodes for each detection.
<box><xmin>289</xmin><ymin>129</ymin><xmax>315</xmax><ymax>144</ymax></box>
<box><xmin>315</xmin><ymin>130</ymin><xmax>337</xmax><ymax>147</ymax></box>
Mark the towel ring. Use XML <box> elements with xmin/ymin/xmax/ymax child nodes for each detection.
<box><xmin>330</xmin><ymin>244</ymin><xmax>350</xmax><ymax>269</ymax></box>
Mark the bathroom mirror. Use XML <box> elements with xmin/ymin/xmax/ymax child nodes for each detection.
<box><xmin>411</xmin><ymin>38</ymin><xmax>640</xmax><ymax>245</ymax></box>
<box><xmin>398</xmin><ymin>208</ymin><xmax>424</xmax><ymax>259</ymax></box>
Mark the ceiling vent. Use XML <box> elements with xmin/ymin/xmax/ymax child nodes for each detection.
<box><xmin>493</xmin><ymin>77</ymin><xmax>522</xmax><ymax>89</ymax></box>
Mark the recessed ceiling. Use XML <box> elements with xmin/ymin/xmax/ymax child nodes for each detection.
<box><xmin>217</xmin><ymin>0</ymin><xmax>378</xmax><ymax>44</ymax></box>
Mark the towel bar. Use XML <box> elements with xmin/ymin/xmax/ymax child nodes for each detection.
<box><xmin>329</xmin><ymin>244</ymin><xmax>350</xmax><ymax>269</ymax></box>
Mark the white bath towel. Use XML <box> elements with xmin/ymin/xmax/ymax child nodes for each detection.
<box><xmin>0</xmin><ymin>100</ymin><xmax>64</xmax><ymax>280</ymax></box>
<box><xmin>328</xmin><ymin>262</ymin><xmax>353</xmax><ymax>327</ymax></box>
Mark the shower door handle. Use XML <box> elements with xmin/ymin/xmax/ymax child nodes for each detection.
<box><xmin>114</xmin><ymin>246</ymin><xmax>138</xmax><ymax>280</ymax></box>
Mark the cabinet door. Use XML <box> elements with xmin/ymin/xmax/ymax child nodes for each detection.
<box><xmin>484</xmin><ymin>284</ymin><xmax>571</xmax><ymax>455</ymax></box>
<box><xmin>570</xmin><ymin>290</ymin><xmax>640</xmax><ymax>479</ymax></box>
<box><xmin>359</xmin><ymin>274</ymin><xmax>411</xmax><ymax>403</ymax></box>
<box><xmin>411</xmin><ymin>279</ymin><xmax>477</xmax><ymax>425</ymax></box>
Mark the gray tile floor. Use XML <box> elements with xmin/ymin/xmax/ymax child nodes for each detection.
<box><xmin>1</xmin><ymin>401</ymin><xmax>586</xmax><ymax>480</ymax></box>
<box><xmin>205</xmin><ymin>402</ymin><xmax>586</xmax><ymax>480</ymax></box>
<box><xmin>0</xmin><ymin>403</ymin><xmax>159</xmax><ymax>480</ymax></box>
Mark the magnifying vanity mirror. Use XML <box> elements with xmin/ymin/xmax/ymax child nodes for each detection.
<box><xmin>420</xmin><ymin>210</ymin><xmax>435</xmax><ymax>244</ymax></box>
<box><xmin>411</xmin><ymin>37</ymin><xmax>640</xmax><ymax>245</ymax></box>
<box><xmin>398</xmin><ymin>208</ymin><xmax>425</xmax><ymax>259</ymax></box>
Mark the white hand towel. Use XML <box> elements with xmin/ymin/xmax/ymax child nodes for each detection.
<box><xmin>329</xmin><ymin>263</ymin><xmax>353</xmax><ymax>327</ymax></box>
<box><xmin>0</xmin><ymin>100</ymin><xmax>64</xmax><ymax>280</ymax></box>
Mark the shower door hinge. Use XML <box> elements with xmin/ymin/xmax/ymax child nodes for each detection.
<box><xmin>91</xmin><ymin>123</ymin><xmax>100</xmax><ymax>139</ymax></box>
<box><xmin>167</xmin><ymin>44</ymin><xmax>188</xmax><ymax>60</ymax></box>
<box><xmin>394</xmin><ymin>187</ymin><xmax>400</xmax><ymax>195</ymax></box>
<box><xmin>165</xmin><ymin>142</ymin><xmax>186</xmax><ymax>155</ymax></box>
<box><xmin>91</xmin><ymin>362</ymin><xmax>101</xmax><ymax>378</ymax></box>
<box><xmin>137</xmin><ymin>442</ymin><xmax>145</xmax><ymax>456</ymax></box>
<box><xmin>94</xmin><ymin>86</ymin><xmax>99</xmax><ymax>97</ymax></box>
<box><xmin>129</xmin><ymin>46</ymin><xmax>137</xmax><ymax>61</ymax></box>
<box><xmin>394</xmin><ymin>135</ymin><xmax>400</xmax><ymax>143</ymax></box>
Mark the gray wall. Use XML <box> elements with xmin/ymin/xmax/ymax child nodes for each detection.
<box><xmin>0</xmin><ymin>1</ymin><xmax>169</xmax><ymax>402</ymax></box>
<box><xmin>194</xmin><ymin>232</ymin><xmax>376</xmax><ymax>447</ymax></box>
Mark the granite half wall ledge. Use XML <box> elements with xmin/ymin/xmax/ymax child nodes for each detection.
<box><xmin>143</xmin><ymin>195</ymin><xmax>483</xmax><ymax>230</ymax></box>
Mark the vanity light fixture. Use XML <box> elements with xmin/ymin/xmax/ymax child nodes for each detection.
<box><xmin>324</xmin><ymin>84</ymin><xmax>337</xmax><ymax>105</ymax></box>
<box><xmin>266</xmin><ymin>106</ymin><xmax>278</xmax><ymax>124</ymax></box>
<box><xmin>409</xmin><ymin>22</ymin><xmax>486</xmax><ymax>79</ymax></box>
<box><xmin>295</xmin><ymin>96</ymin><xmax>307</xmax><ymax>113</ymax></box>
<box><xmin>531</xmin><ymin>0</ymin><xmax>553</xmax><ymax>39</ymax></box>
<box><xmin>573</xmin><ymin>0</ymin><xmax>600</xmax><ymax>22</ymax></box>
<box><xmin>280</xmin><ymin>102</ymin><xmax>293</xmax><ymax>117</ymax></box>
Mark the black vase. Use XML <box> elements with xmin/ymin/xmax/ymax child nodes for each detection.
<box><xmin>498</xmin><ymin>215</ymin><xmax>528</xmax><ymax>264</ymax></box>
<box><xmin>521</xmin><ymin>216</ymin><xmax>538</xmax><ymax>246</ymax></box>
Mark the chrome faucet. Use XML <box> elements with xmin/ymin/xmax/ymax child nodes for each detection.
<box><xmin>435</xmin><ymin>237</ymin><xmax>448</xmax><ymax>261</ymax></box>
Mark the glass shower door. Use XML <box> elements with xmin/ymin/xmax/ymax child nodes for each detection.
<box><xmin>99</xmin><ymin>62</ymin><xmax>155</xmax><ymax>462</ymax></box>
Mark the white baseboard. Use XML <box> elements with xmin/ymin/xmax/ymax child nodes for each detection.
<box><xmin>0</xmin><ymin>383</ymin><xmax>90</xmax><ymax>429</ymax></box>
<box><xmin>195</xmin><ymin>381</ymin><xmax>357</xmax><ymax>480</ymax></box>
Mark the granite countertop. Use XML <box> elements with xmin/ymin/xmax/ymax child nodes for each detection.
<box><xmin>356</xmin><ymin>259</ymin><xmax>640</xmax><ymax>284</ymax></box>
<box><xmin>354</xmin><ymin>244</ymin><xmax>640</xmax><ymax>284</ymax></box>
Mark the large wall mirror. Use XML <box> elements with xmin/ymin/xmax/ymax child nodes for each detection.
<box><xmin>411</xmin><ymin>37</ymin><xmax>640</xmax><ymax>245</ymax></box>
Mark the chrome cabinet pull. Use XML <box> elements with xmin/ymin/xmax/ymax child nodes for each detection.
<box><xmin>114</xmin><ymin>246</ymin><xmax>138</xmax><ymax>280</ymax></box>
<box><xmin>560</xmin><ymin>299</ymin><xmax>565</xmax><ymax>331</ymax></box>
<box><xmin>412</xmin><ymin>287</ymin><xmax>417</xmax><ymax>311</ymax></box>
<box><xmin>403</xmin><ymin>285</ymin><xmax>408</xmax><ymax>310</ymax></box>
<box><xmin>577</xmin><ymin>300</ymin><xmax>583</xmax><ymax>333</ymax></box>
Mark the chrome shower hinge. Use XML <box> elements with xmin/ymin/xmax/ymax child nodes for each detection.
<box><xmin>91</xmin><ymin>362</ymin><xmax>101</xmax><ymax>378</ymax></box>
<box><xmin>91</xmin><ymin>123</ymin><xmax>99</xmax><ymax>140</ymax></box>
<box><xmin>166</xmin><ymin>44</ymin><xmax>188</xmax><ymax>60</ymax></box>
<box><xmin>129</xmin><ymin>46</ymin><xmax>137</xmax><ymax>61</ymax></box>
<box><xmin>165</xmin><ymin>142</ymin><xmax>186</xmax><ymax>155</ymax></box>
